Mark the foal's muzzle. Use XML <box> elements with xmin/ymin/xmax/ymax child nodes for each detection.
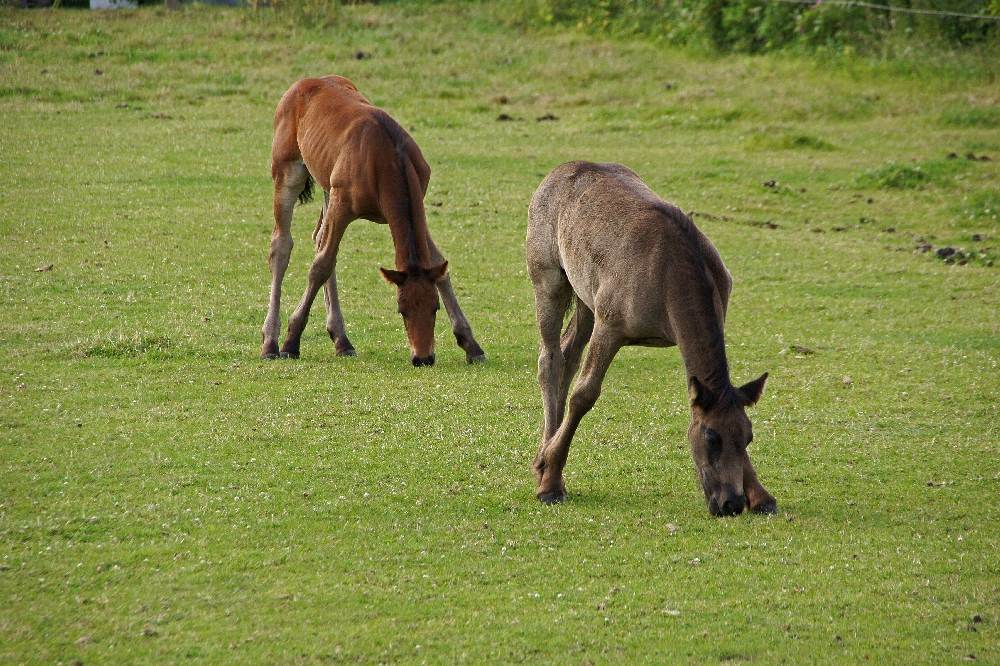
<box><xmin>412</xmin><ymin>354</ymin><xmax>435</xmax><ymax>367</ymax></box>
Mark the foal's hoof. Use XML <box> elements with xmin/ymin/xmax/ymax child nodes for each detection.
<box><xmin>336</xmin><ymin>348</ymin><xmax>357</xmax><ymax>357</ymax></box>
<box><xmin>537</xmin><ymin>489</ymin><xmax>567</xmax><ymax>505</ymax></box>
<box><xmin>261</xmin><ymin>353</ymin><xmax>279</xmax><ymax>361</ymax></box>
<box><xmin>751</xmin><ymin>499</ymin><xmax>779</xmax><ymax>515</ymax></box>
<box><xmin>279</xmin><ymin>351</ymin><xmax>299</xmax><ymax>360</ymax></box>
<box><xmin>467</xmin><ymin>353</ymin><xmax>486</xmax><ymax>364</ymax></box>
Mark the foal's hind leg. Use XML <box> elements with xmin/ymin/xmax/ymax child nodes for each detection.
<box><xmin>427</xmin><ymin>236</ymin><xmax>486</xmax><ymax>363</ymax></box>
<box><xmin>262</xmin><ymin>161</ymin><xmax>308</xmax><ymax>359</ymax></box>
<box><xmin>312</xmin><ymin>190</ymin><xmax>330</xmax><ymax>243</ymax></box>
<box><xmin>536</xmin><ymin>321</ymin><xmax>623</xmax><ymax>504</ymax></box>
<box><xmin>557</xmin><ymin>297</ymin><xmax>594</xmax><ymax>425</ymax></box>
<box><xmin>530</xmin><ymin>268</ymin><xmax>573</xmax><ymax>485</ymax></box>
<box><xmin>280</xmin><ymin>194</ymin><xmax>352</xmax><ymax>359</ymax></box>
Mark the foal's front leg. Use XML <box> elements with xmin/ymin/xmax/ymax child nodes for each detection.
<box><xmin>535</xmin><ymin>323</ymin><xmax>622</xmax><ymax>504</ymax></box>
<box><xmin>322</xmin><ymin>270</ymin><xmax>355</xmax><ymax>356</ymax></box>
<box><xmin>427</xmin><ymin>237</ymin><xmax>485</xmax><ymax>363</ymax></box>
<box><xmin>280</xmin><ymin>199</ymin><xmax>351</xmax><ymax>359</ymax></box>
<box><xmin>312</xmin><ymin>192</ymin><xmax>355</xmax><ymax>357</ymax></box>
<box><xmin>742</xmin><ymin>455</ymin><xmax>778</xmax><ymax>514</ymax></box>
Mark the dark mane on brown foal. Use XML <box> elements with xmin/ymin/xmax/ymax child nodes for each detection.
<box><xmin>374</xmin><ymin>110</ymin><xmax>423</xmax><ymax>268</ymax></box>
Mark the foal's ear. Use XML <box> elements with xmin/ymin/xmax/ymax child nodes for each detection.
<box><xmin>428</xmin><ymin>261</ymin><xmax>449</xmax><ymax>283</ymax></box>
<box><xmin>688</xmin><ymin>376</ymin><xmax>717</xmax><ymax>411</ymax></box>
<box><xmin>738</xmin><ymin>372</ymin><xmax>769</xmax><ymax>407</ymax></box>
<box><xmin>379</xmin><ymin>267</ymin><xmax>407</xmax><ymax>286</ymax></box>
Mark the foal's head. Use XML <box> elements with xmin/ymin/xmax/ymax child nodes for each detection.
<box><xmin>380</xmin><ymin>262</ymin><xmax>448</xmax><ymax>366</ymax></box>
<box><xmin>687</xmin><ymin>373</ymin><xmax>768</xmax><ymax>517</ymax></box>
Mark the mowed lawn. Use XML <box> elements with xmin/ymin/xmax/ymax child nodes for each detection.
<box><xmin>1</xmin><ymin>3</ymin><xmax>998</xmax><ymax>663</ymax></box>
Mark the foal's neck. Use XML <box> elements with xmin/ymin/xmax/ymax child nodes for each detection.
<box><xmin>668</xmin><ymin>278</ymin><xmax>732</xmax><ymax>393</ymax></box>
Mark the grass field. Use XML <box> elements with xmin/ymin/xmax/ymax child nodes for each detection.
<box><xmin>1</xmin><ymin>3</ymin><xmax>999</xmax><ymax>663</ymax></box>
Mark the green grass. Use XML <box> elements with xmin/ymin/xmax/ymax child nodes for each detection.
<box><xmin>750</xmin><ymin>132</ymin><xmax>838</xmax><ymax>151</ymax></box>
<box><xmin>1</xmin><ymin>3</ymin><xmax>999</xmax><ymax>664</ymax></box>
<box><xmin>852</xmin><ymin>158</ymin><xmax>974</xmax><ymax>189</ymax></box>
<box><xmin>940</xmin><ymin>104</ymin><xmax>1000</xmax><ymax>129</ymax></box>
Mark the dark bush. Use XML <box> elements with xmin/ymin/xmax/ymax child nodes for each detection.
<box><xmin>515</xmin><ymin>0</ymin><xmax>1000</xmax><ymax>53</ymax></box>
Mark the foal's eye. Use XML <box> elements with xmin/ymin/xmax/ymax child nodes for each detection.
<box><xmin>705</xmin><ymin>428</ymin><xmax>723</xmax><ymax>464</ymax></box>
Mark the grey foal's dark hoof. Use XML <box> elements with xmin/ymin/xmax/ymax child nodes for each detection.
<box><xmin>279</xmin><ymin>351</ymin><xmax>299</xmax><ymax>360</ymax></box>
<box><xmin>537</xmin><ymin>490</ymin><xmax>566</xmax><ymax>505</ymax></box>
<box><xmin>336</xmin><ymin>349</ymin><xmax>357</xmax><ymax>357</ymax></box>
<box><xmin>751</xmin><ymin>500</ymin><xmax>779</xmax><ymax>515</ymax></box>
<box><xmin>467</xmin><ymin>353</ymin><xmax>486</xmax><ymax>364</ymax></box>
<box><xmin>261</xmin><ymin>353</ymin><xmax>279</xmax><ymax>361</ymax></box>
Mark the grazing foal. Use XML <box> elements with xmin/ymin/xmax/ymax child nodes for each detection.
<box><xmin>527</xmin><ymin>161</ymin><xmax>776</xmax><ymax>516</ymax></box>
<box><xmin>263</xmin><ymin>76</ymin><xmax>485</xmax><ymax>366</ymax></box>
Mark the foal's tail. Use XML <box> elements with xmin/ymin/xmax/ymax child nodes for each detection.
<box><xmin>298</xmin><ymin>173</ymin><xmax>315</xmax><ymax>206</ymax></box>
<box><xmin>563</xmin><ymin>293</ymin><xmax>576</xmax><ymax>323</ymax></box>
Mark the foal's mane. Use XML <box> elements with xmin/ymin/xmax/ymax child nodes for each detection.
<box><xmin>656</xmin><ymin>202</ymin><xmax>733</xmax><ymax>394</ymax></box>
<box><xmin>374</xmin><ymin>110</ymin><xmax>423</xmax><ymax>268</ymax></box>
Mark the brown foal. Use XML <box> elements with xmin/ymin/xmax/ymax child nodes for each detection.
<box><xmin>263</xmin><ymin>76</ymin><xmax>485</xmax><ymax>366</ymax></box>
<box><xmin>527</xmin><ymin>162</ymin><xmax>777</xmax><ymax>516</ymax></box>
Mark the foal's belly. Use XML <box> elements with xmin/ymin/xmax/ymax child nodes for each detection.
<box><xmin>572</xmin><ymin>274</ymin><xmax>677</xmax><ymax>346</ymax></box>
<box><xmin>623</xmin><ymin>337</ymin><xmax>675</xmax><ymax>348</ymax></box>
